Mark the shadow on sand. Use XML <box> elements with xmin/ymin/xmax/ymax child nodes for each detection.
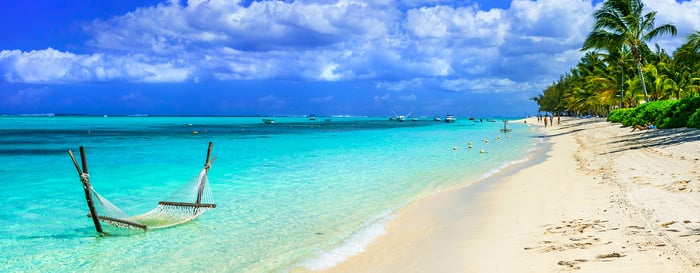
<box><xmin>534</xmin><ymin>118</ymin><xmax>604</xmax><ymax>138</ymax></box>
<box><xmin>604</xmin><ymin>126</ymin><xmax>700</xmax><ymax>154</ymax></box>
<box><xmin>535</xmin><ymin>118</ymin><xmax>699</xmax><ymax>155</ymax></box>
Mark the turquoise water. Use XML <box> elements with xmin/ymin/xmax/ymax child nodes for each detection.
<box><xmin>0</xmin><ymin>116</ymin><xmax>541</xmax><ymax>272</ymax></box>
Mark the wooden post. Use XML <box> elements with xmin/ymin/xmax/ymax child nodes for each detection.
<box><xmin>196</xmin><ymin>142</ymin><xmax>213</xmax><ymax>205</ymax></box>
<box><xmin>205</xmin><ymin>141</ymin><xmax>213</xmax><ymax>169</ymax></box>
<box><xmin>69</xmin><ymin>147</ymin><xmax>103</xmax><ymax>233</ymax></box>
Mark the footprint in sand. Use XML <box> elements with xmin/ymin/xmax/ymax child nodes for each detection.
<box><xmin>660</xmin><ymin>221</ymin><xmax>676</xmax><ymax>228</ymax></box>
<box><xmin>557</xmin><ymin>260</ymin><xmax>581</xmax><ymax>269</ymax></box>
<box><xmin>556</xmin><ymin>253</ymin><xmax>625</xmax><ymax>270</ymax></box>
<box><xmin>545</xmin><ymin>219</ymin><xmax>608</xmax><ymax>235</ymax></box>
<box><xmin>595</xmin><ymin>252</ymin><xmax>625</xmax><ymax>259</ymax></box>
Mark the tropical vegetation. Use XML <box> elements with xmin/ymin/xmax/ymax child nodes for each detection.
<box><xmin>607</xmin><ymin>97</ymin><xmax>700</xmax><ymax>128</ymax></box>
<box><xmin>531</xmin><ymin>0</ymin><xmax>700</xmax><ymax>128</ymax></box>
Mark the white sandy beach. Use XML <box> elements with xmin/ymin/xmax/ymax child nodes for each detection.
<box><xmin>314</xmin><ymin>117</ymin><xmax>700</xmax><ymax>272</ymax></box>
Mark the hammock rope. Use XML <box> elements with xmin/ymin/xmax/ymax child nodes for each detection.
<box><xmin>69</xmin><ymin>142</ymin><xmax>217</xmax><ymax>232</ymax></box>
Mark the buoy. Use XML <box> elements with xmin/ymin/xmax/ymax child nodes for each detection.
<box><xmin>453</xmin><ymin>147</ymin><xmax>458</xmax><ymax>150</ymax></box>
<box><xmin>468</xmin><ymin>145</ymin><xmax>473</xmax><ymax>149</ymax></box>
<box><xmin>468</xmin><ymin>141</ymin><xmax>472</xmax><ymax>145</ymax></box>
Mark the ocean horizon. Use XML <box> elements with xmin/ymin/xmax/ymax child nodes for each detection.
<box><xmin>0</xmin><ymin>113</ymin><xmax>521</xmax><ymax>119</ymax></box>
<box><xmin>0</xmin><ymin>115</ymin><xmax>542</xmax><ymax>272</ymax></box>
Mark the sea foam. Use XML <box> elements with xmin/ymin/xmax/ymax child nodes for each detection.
<box><xmin>300</xmin><ymin>210</ymin><xmax>395</xmax><ymax>271</ymax></box>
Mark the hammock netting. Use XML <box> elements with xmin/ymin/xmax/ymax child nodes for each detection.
<box><xmin>86</xmin><ymin>167</ymin><xmax>216</xmax><ymax>230</ymax></box>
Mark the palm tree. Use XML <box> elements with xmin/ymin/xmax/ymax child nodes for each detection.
<box><xmin>597</xmin><ymin>47</ymin><xmax>631</xmax><ymax>108</ymax></box>
<box><xmin>582</xmin><ymin>0</ymin><xmax>677</xmax><ymax>102</ymax></box>
<box><xmin>687</xmin><ymin>31</ymin><xmax>700</xmax><ymax>51</ymax></box>
<box><xmin>674</xmin><ymin>32</ymin><xmax>700</xmax><ymax>98</ymax></box>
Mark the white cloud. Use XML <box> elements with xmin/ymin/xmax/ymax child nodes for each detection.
<box><xmin>0</xmin><ymin>0</ymin><xmax>696</xmax><ymax>95</ymax></box>
<box><xmin>509</xmin><ymin>0</ymin><xmax>594</xmax><ymax>44</ymax></box>
<box><xmin>1</xmin><ymin>49</ymin><xmax>76</xmax><ymax>83</ymax></box>
<box><xmin>319</xmin><ymin>63</ymin><xmax>342</xmax><ymax>81</ymax></box>
<box><xmin>404</xmin><ymin>5</ymin><xmax>508</xmax><ymax>46</ymax></box>
<box><xmin>440</xmin><ymin>77</ymin><xmax>537</xmax><ymax>94</ymax></box>
<box><xmin>647</xmin><ymin>0</ymin><xmax>700</xmax><ymax>51</ymax></box>
<box><xmin>87</xmin><ymin>0</ymin><xmax>395</xmax><ymax>52</ymax></box>
<box><xmin>0</xmin><ymin>48</ymin><xmax>191</xmax><ymax>83</ymax></box>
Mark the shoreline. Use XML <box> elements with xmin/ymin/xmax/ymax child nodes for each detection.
<box><xmin>292</xmin><ymin>119</ymin><xmax>548</xmax><ymax>272</ymax></box>
<box><xmin>311</xmin><ymin>117</ymin><xmax>700</xmax><ymax>272</ymax></box>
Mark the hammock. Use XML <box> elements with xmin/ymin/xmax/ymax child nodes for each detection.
<box><xmin>68</xmin><ymin>142</ymin><xmax>217</xmax><ymax>232</ymax></box>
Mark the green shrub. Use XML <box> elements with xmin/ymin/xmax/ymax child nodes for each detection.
<box><xmin>659</xmin><ymin>97</ymin><xmax>700</xmax><ymax>128</ymax></box>
<box><xmin>688</xmin><ymin>107</ymin><xmax>700</xmax><ymax>129</ymax></box>
<box><xmin>607</xmin><ymin>110</ymin><xmax>619</xmax><ymax>122</ymax></box>
<box><xmin>607</xmin><ymin>108</ymin><xmax>632</xmax><ymax>123</ymax></box>
<box><xmin>628</xmin><ymin>100</ymin><xmax>675</xmax><ymax>127</ymax></box>
<box><xmin>607</xmin><ymin>97</ymin><xmax>700</xmax><ymax>128</ymax></box>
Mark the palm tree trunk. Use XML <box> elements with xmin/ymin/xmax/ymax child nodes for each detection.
<box><xmin>619</xmin><ymin>67</ymin><xmax>624</xmax><ymax>108</ymax></box>
<box><xmin>636</xmin><ymin>60</ymin><xmax>650</xmax><ymax>102</ymax></box>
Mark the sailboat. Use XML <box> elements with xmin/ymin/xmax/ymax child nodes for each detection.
<box><xmin>390</xmin><ymin>110</ymin><xmax>413</xmax><ymax>122</ymax></box>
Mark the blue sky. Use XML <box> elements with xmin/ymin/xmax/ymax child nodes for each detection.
<box><xmin>1</xmin><ymin>0</ymin><xmax>699</xmax><ymax>117</ymax></box>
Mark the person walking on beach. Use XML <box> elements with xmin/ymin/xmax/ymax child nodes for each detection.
<box><xmin>549</xmin><ymin>115</ymin><xmax>553</xmax><ymax>127</ymax></box>
<box><xmin>543</xmin><ymin>116</ymin><xmax>548</xmax><ymax>128</ymax></box>
<box><xmin>557</xmin><ymin>116</ymin><xmax>561</xmax><ymax>126</ymax></box>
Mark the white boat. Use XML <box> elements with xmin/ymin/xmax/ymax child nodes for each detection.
<box><xmin>262</xmin><ymin>118</ymin><xmax>275</xmax><ymax>124</ymax></box>
<box><xmin>391</xmin><ymin>110</ymin><xmax>412</xmax><ymax>122</ymax></box>
<box><xmin>445</xmin><ymin>115</ymin><xmax>456</xmax><ymax>123</ymax></box>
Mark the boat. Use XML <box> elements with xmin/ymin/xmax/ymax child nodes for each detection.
<box><xmin>391</xmin><ymin>110</ymin><xmax>412</xmax><ymax>122</ymax></box>
<box><xmin>308</xmin><ymin>115</ymin><xmax>316</xmax><ymax>121</ymax></box>
<box><xmin>262</xmin><ymin>118</ymin><xmax>275</xmax><ymax>124</ymax></box>
<box><xmin>445</xmin><ymin>115</ymin><xmax>456</xmax><ymax>123</ymax></box>
<box><xmin>433</xmin><ymin>116</ymin><xmax>441</xmax><ymax>121</ymax></box>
